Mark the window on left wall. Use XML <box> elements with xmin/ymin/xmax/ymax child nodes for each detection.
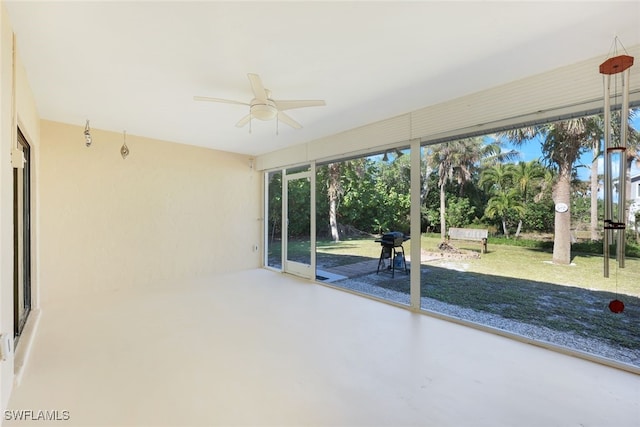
<box><xmin>14</xmin><ymin>128</ymin><xmax>32</xmax><ymax>345</ymax></box>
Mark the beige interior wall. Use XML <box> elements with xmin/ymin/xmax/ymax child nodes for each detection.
<box><xmin>15</xmin><ymin>47</ymin><xmax>40</xmax><ymax>318</ymax></box>
<box><xmin>39</xmin><ymin>120</ymin><xmax>262</xmax><ymax>304</ymax></box>
<box><xmin>0</xmin><ymin>3</ymin><xmax>41</xmax><ymax>412</ymax></box>
<box><xmin>0</xmin><ymin>4</ymin><xmax>13</xmax><ymax>411</ymax></box>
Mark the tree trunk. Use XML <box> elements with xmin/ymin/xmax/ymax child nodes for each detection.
<box><xmin>440</xmin><ymin>184</ymin><xmax>447</xmax><ymax>240</ymax></box>
<box><xmin>328</xmin><ymin>163</ymin><xmax>340</xmax><ymax>242</ymax></box>
<box><xmin>329</xmin><ymin>197</ymin><xmax>339</xmax><ymax>242</ymax></box>
<box><xmin>590</xmin><ymin>153</ymin><xmax>599</xmax><ymax>241</ymax></box>
<box><xmin>502</xmin><ymin>219</ymin><xmax>509</xmax><ymax>238</ymax></box>
<box><xmin>552</xmin><ymin>164</ymin><xmax>572</xmax><ymax>265</ymax></box>
<box><xmin>420</xmin><ymin>151</ymin><xmax>431</xmax><ymax>206</ymax></box>
<box><xmin>515</xmin><ymin>219</ymin><xmax>522</xmax><ymax>238</ymax></box>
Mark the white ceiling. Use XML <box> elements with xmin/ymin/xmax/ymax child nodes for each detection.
<box><xmin>5</xmin><ymin>1</ymin><xmax>640</xmax><ymax>156</ymax></box>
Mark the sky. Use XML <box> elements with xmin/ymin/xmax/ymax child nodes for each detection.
<box><xmin>501</xmin><ymin>116</ymin><xmax>640</xmax><ymax>181</ymax></box>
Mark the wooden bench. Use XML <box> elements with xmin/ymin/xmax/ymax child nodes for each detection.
<box><xmin>447</xmin><ymin>228</ymin><xmax>488</xmax><ymax>253</ymax></box>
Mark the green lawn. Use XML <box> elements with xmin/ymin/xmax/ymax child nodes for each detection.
<box><xmin>316</xmin><ymin>234</ymin><xmax>640</xmax><ymax>297</ymax></box>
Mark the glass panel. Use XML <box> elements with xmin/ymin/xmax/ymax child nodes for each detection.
<box><xmin>419</xmin><ymin>111</ymin><xmax>640</xmax><ymax>369</ymax></box>
<box><xmin>286</xmin><ymin>165</ymin><xmax>310</xmax><ymax>175</ymax></box>
<box><xmin>15</xmin><ymin>165</ymin><xmax>25</xmax><ymax>327</ymax></box>
<box><xmin>14</xmin><ymin>130</ymin><xmax>31</xmax><ymax>342</ymax></box>
<box><xmin>266</xmin><ymin>171</ymin><xmax>282</xmax><ymax>270</ymax></box>
<box><xmin>315</xmin><ymin>147</ymin><xmax>411</xmax><ymax>305</ymax></box>
<box><xmin>286</xmin><ymin>176</ymin><xmax>311</xmax><ymax>266</ymax></box>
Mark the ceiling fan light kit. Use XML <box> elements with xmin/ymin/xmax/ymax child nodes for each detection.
<box><xmin>250</xmin><ymin>101</ymin><xmax>278</xmax><ymax>121</ymax></box>
<box><xmin>195</xmin><ymin>73</ymin><xmax>325</xmax><ymax>132</ymax></box>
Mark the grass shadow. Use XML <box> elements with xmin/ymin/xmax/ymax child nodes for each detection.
<box><xmin>316</xmin><ymin>253</ymin><xmax>374</xmax><ymax>268</ymax></box>
<box><xmin>364</xmin><ymin>264</ymin><xmax>640</xmax><ymax>351</ymax></box>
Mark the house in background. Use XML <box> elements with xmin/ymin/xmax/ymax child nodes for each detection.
<box><xmin>630</xmin><ymin>172</ymin><xmax>640</xmax><ymax>224</ymax></box>
<box><xmin>1</xmin><ymin>2</ymin><xmax>639</xmax><ymax>426</ymax></box>
<box><xmin>632</xmin><ymin>172</ymin><xmax>640</xmax><ymax>202</ymax></box>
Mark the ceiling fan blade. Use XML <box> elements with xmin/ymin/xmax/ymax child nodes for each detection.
<box><xmin>274</xmin><ymin>99</ymin><xmax>326</xmax><ymax>111</ymax></box>
<box><xmin>193</xmin><ymin>96</ymin><xmax>249</xmax><ymax>106</ymax></box>
<box><xmin>247</xmin><ymin>73</ymin><xmax>268</xmax><ymax>101</ymax></box>
<box><xmin>235</xmin><ymin>114</ymin><xmax>252</xmax><ymax>128</ymax></box>
<box><xmin>277</xmin><ymin>111</ymin><xmax>302</xmax><ymax>129</ymax></box>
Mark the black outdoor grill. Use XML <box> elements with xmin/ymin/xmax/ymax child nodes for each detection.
<box><xmin>375</xmin><ymin>231</ymin><xmax>409</xmax><ymax>277</ymax></box>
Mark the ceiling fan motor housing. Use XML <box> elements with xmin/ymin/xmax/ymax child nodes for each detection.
<box><xmin>250</xmin><ymin>99</ymin><xmax>278</xmax><ymax>121</ymax></box>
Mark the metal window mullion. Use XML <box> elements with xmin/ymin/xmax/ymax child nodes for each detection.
<box><xmin>310</xmin><ymin>162</ymin><xmax>317</xmax><ymax>279</ymax></box>
<box><xmin>409</xmin><ymin>140</ymin><xmax>421</xmax><ymax>310</ymax></box>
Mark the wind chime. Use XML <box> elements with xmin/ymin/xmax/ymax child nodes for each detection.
<box><xmin>82</xmin><ymin>121</ymin><xmax>131</xmax><ymax>159</ymax></box>
<box><xmin>121</xmin><ymin>130</ymin><xmax>130</xmax><ymax>159</ymax></box>
<box><xmin>599</xmin><ymin>40</ymin><xmax>633</xmax><ymax>313</ymax></box>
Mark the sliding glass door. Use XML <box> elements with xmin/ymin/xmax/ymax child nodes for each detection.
<box><xmin>283</xmin><ymin>168</ymin><xmax>313</xmax><ymax>278</ymax></box>
<box><xmin>265</xmin><ymin>165</ymin><xmax>315</xmax><ymax>279</ymax></box>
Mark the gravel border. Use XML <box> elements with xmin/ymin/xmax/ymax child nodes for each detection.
<box><xmin>333</xmin><ymin>276</ymin><xmax>640</xmax><ymax>368</ymax></box>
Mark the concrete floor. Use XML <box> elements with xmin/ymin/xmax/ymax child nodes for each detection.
<box><xmin>6</xmin><ymin>269</ymin><xmax>640</xmax><ymax>426</ymax></box>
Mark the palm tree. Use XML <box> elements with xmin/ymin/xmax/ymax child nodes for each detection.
<box><xmin>501</xmin><ymin>117</ymin><xmax>599</xmax><ymax>264</ymax></box>
<box><xmin>509</xmin><ymin>160</ymin><xmax>547</xmax><ymax>237</ymax></box>
<box><xmin>587</xmin><ymin>115</ymin><xmax>604</xmax><ymax>241</ymax></box>
<box><xmin>429</xmin><ymin>137</ymin><xmax>516</xmax><ymax>240</ymax></box>
<box><xmin>511</xmin><ymin>160</ymin><xmax>546</xmax><ymax>201</ymax></box>
<box><xmin>429</xmin><ymin>139</ymin><xmax>469</xmax><ymax>240</ymax></box>
<box><xmin>479</xmin><ymin>161</ymin><xmax>544</xmax><ymax>238</ymax></box>
<box><xmin>479</xmin><ymin>163</ymin><xmax>513</xmax><ymax>194</ymax></box>
<box><xmin>484</xmin><ymin>190</ymin><xmax>525</xmax><ymax>237</ymax></box>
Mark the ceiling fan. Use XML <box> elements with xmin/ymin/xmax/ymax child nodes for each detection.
<box><xmin>194</xmin><ymin>73</ymin><xmax>326</xmax><ymax>129</ymax></box>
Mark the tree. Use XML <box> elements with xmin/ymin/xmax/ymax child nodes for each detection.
<box><xmin>267</xmin><ymin>171</ymin><xmax>282</xmax><ymax>244</ymax></box>
<box><xmin>511</xmin><ymin>160</ymin><xmax>546</xmax><ymax>202</ymax></box>
<box><xmin>479</xmin><ymin>162</ymin><xmax>543</xmax><ymax>237</ymax></box>
<box><xmin>419</xmin><ymin>146</ymin><xmax>433</xmax><ymax>211</ymax></box>
<box><xmin>510</xmin><ymin>160</ymin><xmax>547</xmax><ymax>237</ymax></box>
<box><xmin>446</xmin><ymin>196</ymin><xmax>476</xmax><ymax>229</ymax></box>
<box><xmin>502</xmin><ymin>117</ymin><xmax>599</xmax><ymax>264</ymax></box>
<box><xmin>484</xmin><ymin>190</ymin><xmax>525</xmax><ymax>237</ymax></box>
<box><xmin>429</xmin><ymin>137</ymin><xmax>516</xmax><ymax>240</ymax></box>
<box><xmin>587</xmin><ymin>115</ymin><xmax>604</xmax><ymax>241</ymax></box>
<box><xmin>327</xmin><ymin>163</ymin><xmax>342</xmax><ymax>241</ymax></box>
<box><xmin>429</xmin><ymin>139</ymin><xmax>476</xmax><ymax>240</ymax></box>
<box><xmin>479</xmin><ymin>163</ymin><xmax>513</xmax><ymax>194</ymax></box>
<box><xmin>375</xmin><ymin>152</ymin><xmax>411</xmax><ymax>233</ymax></box>
<box><xmin>322</xmin><ymin>154</ymin><xmax>411</xmax><ymax>236</ymax></box>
